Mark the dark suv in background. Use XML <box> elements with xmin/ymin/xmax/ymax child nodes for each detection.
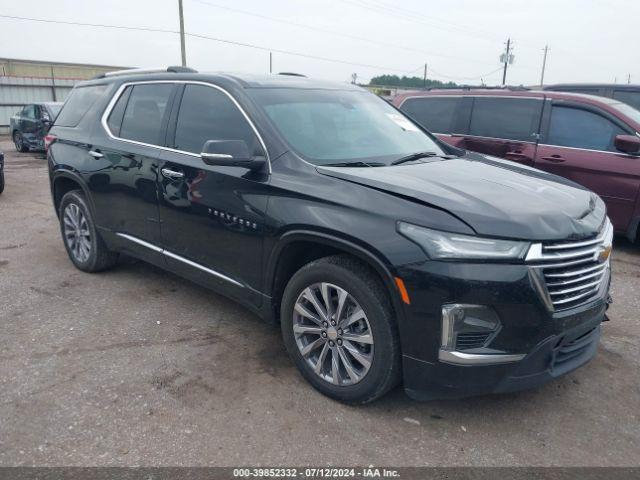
<box><xmin>394</xmin><ymin>90</ymin><xmax>640</xmax><ymax>241</ymax></box>
<box><xmin>10</xmin><ymin>102</ymin><xmax>63</xmax><ymax>152</ymax></box>
<box><xmin>47</xmin><ymin>68</ymin><xmax>612</xmax><ymax>403</ymax></box>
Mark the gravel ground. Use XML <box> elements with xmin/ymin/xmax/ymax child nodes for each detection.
<box><xmin>0</xmin><ymin>136</ymin><xmax>639</xmax><ymax>467</ymax></box>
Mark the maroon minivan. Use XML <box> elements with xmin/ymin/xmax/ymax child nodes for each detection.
<box><xmin>393</xmin><ymin>90</ymin><xmax>640</xmax><ymax>241</ymax></box>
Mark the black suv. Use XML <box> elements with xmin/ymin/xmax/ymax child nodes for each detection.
<box><xmin>47</xmin><ymin>67</ymin><xmax>612</xmax><ymax>403</ymax></box>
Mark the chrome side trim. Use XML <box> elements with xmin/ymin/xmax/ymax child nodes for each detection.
<box><xmin>438</xmin><ymin>349</ymin><xmax>526</xmax><ymax>366</ymax></box>
<box><xmin>100</xmin><ymin>80</ymin><xmax>272</xmax><ymax>174</ymax></box>
<box><xmin>201</xmin><ymin>152</ymin><xmax>233</xmax><ymax>159</ymax></box>
<box><xmin>115</xmin><ymin>232</ymin><xmax>243</xmax><ymax>288</ymax></box>
<box><xmin>116</xmin><ymin>233</ymin><xmax>163</xmax><ymax>252</ymax></box>
<box><xmin>537</xmin><ymin>143</ymin><xmax>639</xmax><ymax>157</ymax></box>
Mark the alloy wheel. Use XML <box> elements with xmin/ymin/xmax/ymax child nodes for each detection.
<box><xmin>63</xmin><ymin>203</ymin><xmax>92</xmax><ymax>263</ymax></box>
<box><xmin>293</xmin><ymin>282</ymin><xmax>374</xmax><ymax>386</ymax></box>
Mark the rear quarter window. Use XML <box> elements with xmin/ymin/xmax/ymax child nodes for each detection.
<box><xmin>400</xmin><ymin>97</ymin><xmax>461</xmax><ymax>134</ymax></box>
<box><xmin>55</xmin><ymin>85</ymin><xmax>108</xmax><ymax>127</ymax></box>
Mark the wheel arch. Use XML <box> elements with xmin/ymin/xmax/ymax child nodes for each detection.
<box><xmin>51</xmin><ymin>171</ymin><xmax>95</xmax><ymax>218</ymax></box>
<box><xmin>265</xmin><ymin>230</ymin><xmax>407</xmax><ymax>327</ymax></box>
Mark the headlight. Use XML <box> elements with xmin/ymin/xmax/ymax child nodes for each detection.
<box><xmin>398</xmin><ymin>222</ymin><xmax>530</xmax><ymax>260</ymax></box>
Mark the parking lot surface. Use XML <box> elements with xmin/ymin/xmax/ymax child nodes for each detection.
<box><xmin>0</xmin><ymin>136</ymin><xmax>639</xmax><ymax>466</ymax></box>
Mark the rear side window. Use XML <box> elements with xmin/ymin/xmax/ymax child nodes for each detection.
<box><xmin>400</xmin><ymin>97</ymin><xmax>461</xmax><ymax>134</ymax></box>
<box><xmin>547</xmin><ymin>106</ymin><xmax>625</xmax><ymax>152</ymax></box>
<box><xmin>613</xmin><ymin>90</ymin><xmax>640</xmax><ymax>111</ymax></box>
<box><xmin>118</xmin><ymin>84</ymin><xmax>174</xmax><ymax>145</ymax></box>
<box><xmin>55</xmin><ymin>85</ymin><xmax>108</xmax><ymax>127</ymax></box>
<box><xmin>469</xmin><ymin>97</ymin><xmax>542</xmax><ymax>141</ymax></box>
<box><xmin>173</xmin><ymin>84</ymin><xmax>260</xmax><ymax>154</ymax></box>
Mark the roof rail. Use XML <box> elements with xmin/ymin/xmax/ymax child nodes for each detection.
<box><xmin>92</xmin><ymin>66</ymin><xmax>198</xmax><ymax>79</ymax></box>
<box><xmin>278</xmin><ymin>72</ymin><xmax>307</xmax><ymax>77</ymax></box>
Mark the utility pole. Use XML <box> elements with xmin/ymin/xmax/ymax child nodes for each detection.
<box><xmin>423</xmin><ymin>63</ymin><xmax>427</xmax><ymax>89</ymax></box>
<box><xmin>501</xmin><ymin>38</ymin><xmax>512</xmax><ymax>86</ymax></box>
<box><xmin>540</xmin><ymin>45</ymin><xmax>549</xmax><ymax>86</ymax></box>
<box><xmin>269</xmin><ymin>52</ymin><xmax>273</xmax><ymax>74</ymax></box>
<box><xmin>178</xmin><ymin>0</ymin><xmax>187</xmax><ymax>67</ymax></box>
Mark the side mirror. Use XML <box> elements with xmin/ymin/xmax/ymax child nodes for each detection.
<box><xmin>200</xmin><ymin>140</ymin><xmax>266</xmax><ymax>171</ymax></box>
<box><xmin>614</xmin><ymin>135</ymin><xmax>640</xmax><ymax>155</ymax></box>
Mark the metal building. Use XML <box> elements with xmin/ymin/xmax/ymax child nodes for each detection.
<box><xmin>0</xmin><ymin>58</ymin><xmax>128</xmax><ymax>135</ymax></box>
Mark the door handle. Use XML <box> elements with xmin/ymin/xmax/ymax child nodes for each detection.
<box><xmin>541</xmin><ymin>155</ymin><xmax>565</xmax><ymax>163</ymax></box>
<box><xmin>88</xmin><ymin>150</ymin><xmax>104</xmax><ymax>159</ymax></box>
<box><xmin>161</xmin><ymin>167</ymin><xmax>185</xmax><ymax>179</ymax></box>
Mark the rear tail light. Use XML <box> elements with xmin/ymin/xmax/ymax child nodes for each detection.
<box><xmin>44</xmin><ymin>134</ymin><xmax>57</xmax><ymax>151</ymax></box>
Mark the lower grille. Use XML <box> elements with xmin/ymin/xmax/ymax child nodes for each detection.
<box><xmin>527</xmin><ymin>219</ymin><xmax>613</xmax><ymax>311</ymax></box>
<box><xmin>456</xmin><ymin>332</ymin><xmax>492</xmax><ymax>350</ymax></box>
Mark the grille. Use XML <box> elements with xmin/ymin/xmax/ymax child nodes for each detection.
<box><xmin>455</xmin><ymin>332</ymin><xmax>492</xmax><ymax>350</ymax></box>
<box><xmin>527</xmin><ymin>219</ymin><xmax>613</xmax><ymax>311</ymax></box>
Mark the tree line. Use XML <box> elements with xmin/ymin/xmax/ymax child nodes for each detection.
<box><xmin>369</xmin><ymin>74</ymin><xmax>459</xmax><ymax>89</ymax></box>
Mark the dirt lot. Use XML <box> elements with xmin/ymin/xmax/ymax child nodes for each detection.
<box><xmin>0</xmin><ymin>136</ymin><xmax>639</xmax><ymax>467</ymax></box>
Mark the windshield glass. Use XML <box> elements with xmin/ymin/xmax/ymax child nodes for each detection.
<box><xmin>249</xmin><ymin>88</ymin><xmax>445</xmax><ymax>165</ymax></box>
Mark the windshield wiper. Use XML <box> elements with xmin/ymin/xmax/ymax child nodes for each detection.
<box><xmin>323</xmin><ymin>161</ymin><xmax>386</xmax><ymax>167</ymax></box>
<box><xmin>391</xmin><ymin>151</ymin><xmax>456</xmax><ymax>165</ymax></box>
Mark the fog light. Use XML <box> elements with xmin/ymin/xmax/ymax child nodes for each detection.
<box><xmin>439</xmin><ymin>304</ymin><xmax>526</xmax><ymax>365</ymax></box>
<box><xmin>441</xmin><ymin>304</ymin><xmax>501</xmax><ymax>351</ymax></box>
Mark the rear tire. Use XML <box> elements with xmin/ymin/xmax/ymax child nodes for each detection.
<box><xmin>0</xmin><ymin>170</ymin><xmax>4</xmax><ymax>194</ymax></box>
<box><xmin>281</xmin><ymin>255</ymin><xmax>401</xmax><ymax>404</ymax></box>
<box><xmin>13</xmin><ymin>131</ymin><xmax>28</xmax><ymax>153</ymax></box>
<box><xmin>59</xmin><ymin>190</ymin><xmax>118</xmax><ymax>272</ymax></box>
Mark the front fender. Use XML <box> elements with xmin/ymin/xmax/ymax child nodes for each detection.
<box><xmin>264</xmin><ymin>228</ymin><xmax>411</xmax><ymax>334</ymax></box>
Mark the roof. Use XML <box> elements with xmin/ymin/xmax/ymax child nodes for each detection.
<box><xmin>80</xmin><ymin>68</ymin><xmax>362</xmax><ymax>91</ymax></box>
<box><xmin>394</xmin><ymin>88</ymin><xmax>625</xmax><ymax>105</ymax></box>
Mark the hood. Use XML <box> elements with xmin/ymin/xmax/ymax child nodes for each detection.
<box><xmin>317</xmin><ymin>156</ymin><xmax>605</xmax><ymax>241</ymax></box>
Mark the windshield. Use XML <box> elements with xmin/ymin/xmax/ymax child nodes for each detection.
<box><xmin>249</xmin><ymin>88</ymin><xmax>445</xmax><ymax>165</ymax></box>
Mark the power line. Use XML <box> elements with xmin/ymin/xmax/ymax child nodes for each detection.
<box><xmin>0</xmin><ymin>14</ymin><xmax>178</xmax><ymax>34</ymax></box>
<box><xmin>361</xmin><ymin>0</ymin><xmax>505</xmax><ymax>42</ymax></box>
<box><xmin>340</xmin><ymin>0</ymin><xmax>504</xmax><ymax>44</ymax></box>
<box><xmin>190</xmin><ymin>0</ymin><xmax>501</xmax><ymax>67</ymax></box>
<box><xmin>427</xmin><ymin>66</ymin><xmax>504</xmax><ymax>81</ymax></box>
<box><xmin>0</xmin><ymin>14</ymin><xmax>418</xmax><ymax>74</ymax></box>
<box><xmin>1</xmin><ymin>13</ymin><xmax>504</xmax><ymax>81</ymax></box>
<box><xmin>185</xmin><ymin>31</ymin><xmax>417</xmax><ymax>72</ymax></box>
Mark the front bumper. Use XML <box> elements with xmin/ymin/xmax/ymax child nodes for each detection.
<box><xmin>395</xmin><ymin>259</ymin><xmax>610</xmax><ymax>401</ymax></box>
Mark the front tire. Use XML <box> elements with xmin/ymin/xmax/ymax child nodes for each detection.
<box><xmin>59</xmin><ymin>190</ymin><xmax>118</xmax><ymax>272</ymax></box>
<box><xmin>281</xmin><ymin>255</ymin><xmax>401</xmax><ymax>404</ymax></box>
<box><xmin>13</xmin><ymin>131</ymin><xmax>28</xmax><ymax>153</ymax></box>
<box><xmin>0</xmin><ymin>170</ymin><xmax>4</xmax><ymax>194</ymax></box>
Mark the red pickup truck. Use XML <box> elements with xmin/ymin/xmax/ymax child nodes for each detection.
<box><xmin>393</xmin><ymin>90</ymin><xmax>640</xmax><ymax>241</ymax></box>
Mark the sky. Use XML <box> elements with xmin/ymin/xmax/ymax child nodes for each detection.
<box><xmin>0</xmin><ymin>0</ymin><xmax>638</xmax><ymax>86</ymax></box>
